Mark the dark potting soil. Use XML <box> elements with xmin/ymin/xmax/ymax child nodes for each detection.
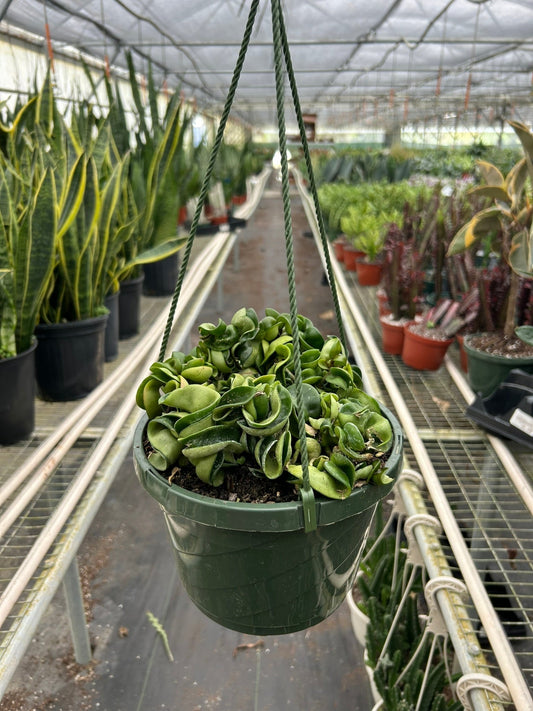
<box><xmin>468</xmin><ymin>332</ymin><xmax>533</xmax><ymax>358</ymax></box>
<box><xmin>144</xmin><ymin>439</ymin><xmax>300</xmax><ymax>503</ymax></box>
<box><xmin>169</xmin><ymin>461</ymin><xmax>301</xmax><ymax>504</ymax></box>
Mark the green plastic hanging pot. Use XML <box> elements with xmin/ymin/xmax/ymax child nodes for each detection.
<box><xmin>133</xmin><ymin>407</ymin><xmax>403</xmax><ymax>635</ymax></box>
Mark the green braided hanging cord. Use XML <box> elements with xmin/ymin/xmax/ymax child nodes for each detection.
<box><xmin>276</xmin><ymin>7</ymin><xmax>347</xmax><ymax>353</ymax></box>
<box><xmin>158</xmin><ymin>0</ymin><xmax>261</xmax><ymax>361</ymax></box>
<box><xmin>271</xmin><ymin>0</ymin><xmax>316</xmax><ymax>533</ymax></box>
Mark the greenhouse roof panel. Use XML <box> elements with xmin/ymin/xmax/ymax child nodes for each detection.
<box><xmin>1</xmin><ymin>0</ymin><xmax>532</xmax><ymax>135</ymax></box>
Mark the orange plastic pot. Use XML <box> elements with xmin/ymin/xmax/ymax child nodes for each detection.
<box><xmin>401</xmin><ymin>324</ymin><xmax>453</xmax><ymax>371</ymax></box>
<box><xmin>333</xmin><ymin>238</ymin><xmax>346</xmax><ymax>262</ymax></box>
<box><xmin>178</xmin><ymin>206</ymin><xmax>188</xmax><ymax>225</ymax></box>
<box><xmin>380</xmin><ymin>316</ymin><xmax>406</xmax><ymax>355</ymax></box>
<box><xmin>356</xmin><ymin>259</ymin><xmax>382</xmax><ymax>286</ymax></box>
<box><xmin>343</xmin><ymin>246</ymin><xmax>364</xmax><ymax>271</ymax></box>
<box><xmin>209</xmin><ymin>214</ymin><xmax>228</xmax><ymax>225</ymax></box>
<box><xmin>377</xmin><ymin>289</ymin><xmax>390</xmax><ymax>317</ymax></box>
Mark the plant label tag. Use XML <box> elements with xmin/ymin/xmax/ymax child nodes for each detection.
<box><xmin>509</xmin><ymin>408</ymin><xmax>533</xmax><ymax>438</ymax></box>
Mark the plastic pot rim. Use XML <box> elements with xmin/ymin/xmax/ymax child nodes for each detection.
<box><xmin>133</xmin><ymin>406</ymin><xmax>403</xmax><ymax>533</ymax></box>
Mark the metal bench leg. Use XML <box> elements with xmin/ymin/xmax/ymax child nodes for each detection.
<box><xmin>63</xmin><ymin>557</ymin><xmax>92</xmax><ymax>664</ymax></box>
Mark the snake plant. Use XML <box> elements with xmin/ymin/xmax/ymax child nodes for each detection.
<box><xmin>137</xmin><ymin>308</ymin><xmax>395</xmax><ymax>500</ymax></box>
<box><xmin>0</xmin><ymin>76</ymin><xmax>57</xmax><ymax>357</ymax></box>
<box><xmin>120</xmin><ymin>53</ymin><xmax>193</xmax><ymax>280</ymax></box>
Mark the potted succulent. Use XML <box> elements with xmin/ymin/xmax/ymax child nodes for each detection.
<box><xmin>402</xmin><ymin>293</ymin><xmax>478</xmax><ymax>371</ymax></box>
<box><xmin>317</xmin><ymin>183</ymin><xmax>354</xmax><ymax>262</ymax></box>
<box><xmin>340</xmin><ymin>206</ymin><xmax>388</xmax><ymax>283</ymax></box>
<box><xmin>379</xmin><ymin>207</ymin><xmax>426</xmax><ymax>354</ymax></box>
<box><xmin>134</xmin><ymin>307</ymin><xmax>404</xmax><ymax>635</ymax></box>
<box><xmin>346</xmin><ymin>501</ymin><xmax>399</xmax><ymax>646</ymax></box>
<box><xmin>0</xmin><ymin>95</ymin><xmax>56</xmax><ymax>441</ymax></box>
<box><xmin>448</xmin><ymin>119</ymin><xmax>533</xmax><ymax>396</ymax></box>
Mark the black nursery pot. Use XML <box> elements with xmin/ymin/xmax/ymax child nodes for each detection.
<box><xmin>119</xmin><ymin>274</ymin><xmax>144</xmax><ymax>339</ymax></box>
<box><xmin>35</xmin><ymin>314</ymin><xmax>108</xmax><ymax>401</ymax></box>
<box><xmin>0</xmin><ymin>340</ymin><xmax>37</xmax><ymax>445</ymax></box>
<box><xmin>104</xmin><ymin>290</ymin><xmax>120</xmax><ymax>362</ymax></box>
<box><xmin>142</xmin><ymin>254</ymin><xmax>179</xmax><ymax>296</ymax></box>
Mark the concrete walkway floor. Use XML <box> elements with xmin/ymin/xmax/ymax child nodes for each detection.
<box><xmin>0</xmin><ymin>182</ymin><xmax>375</xmax><ymax>711</ymax></box>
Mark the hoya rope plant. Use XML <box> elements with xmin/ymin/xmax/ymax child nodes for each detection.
<box><xmin>136</xmin><ymin>307</ymin><xmax>395</xmax><ymax>500</ymax></box>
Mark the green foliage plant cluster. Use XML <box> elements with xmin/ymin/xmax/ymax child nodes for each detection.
<box><xmin>448</xmin><ymin>120</ymin><xmax>533</xmax><ymax>343</ymax></box>
<box><xmin>137</xmin><ymin>307</ymin><xmax>396</xmax><ymax>500</ymax></box>
<box><xmin>0</xmin><ymin>57</ymin><xmax>210</xmax><ymax>355</ymax></box>
<box><xmin>318</xmin><ymin>147</ymin><xmax>416</xmax><ymax>185</ymax></box>
<box><xmin>214</xmin><ymin>138</ymin><xmax>266</xmax><ymax>202</ymax></box>
<box><xmin>357</xmin><ymin>506</ymin><xmax>462</xmax><ymax>711</ymax></box>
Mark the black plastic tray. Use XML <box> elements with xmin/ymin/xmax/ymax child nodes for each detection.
<box><xmin>466</xmin><ymin>369</ymin><xmax>533</xmax><ymax>450</ymax></box>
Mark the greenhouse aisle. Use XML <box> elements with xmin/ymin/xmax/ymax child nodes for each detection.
<box><xmin>0</xmin><ymin>180</ymin><xmax>373</xmax><ymax>711</ymax></box>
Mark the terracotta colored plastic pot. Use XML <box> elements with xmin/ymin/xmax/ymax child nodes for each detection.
<box><xmin>133</xmin><ymin>407</ymin><xmax>403</xmax><ymax>636</ymax></box>
<box><xmin>209</xmin><ymin>214</ymin><xmax>228</xmax><ymax>226</ymax></box>
<box><xmin>178</xmin><ymin>206</ymin><xmax>188</xmax><ymax>225</ymax></box>
<box><xmin>356</xmin><ymin>259</ymin><xmax>383</xmax><ymax>286</ymax></box>
<box><xmin>333</xmin><ymin>238</ymin><xmax>346</xmax><ymax>262</ymax></box>
<box><xmin>343</xmin><ymin>246</ymin><xmax>364</xmax><ymax>271</ymax></box>
<box><xmin>376</xmin><ymin>289</ymin><xmax>390</xmax><ymax>316</ymax></box>
<box><xmin>380</xmin><ymin>316</ymin><xmax>406</xmax><ymax>355</ymax></box>
<box><xmin>401</xmin><ymin>324</ymin><xmax>453</xmax><ymax>371</ymax></box>
<box><xmin>232</xmin><ymin>194</ymin><xmax>247</xmax><ymax>205</ymax></box>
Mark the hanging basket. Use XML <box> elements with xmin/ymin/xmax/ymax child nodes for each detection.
<box><xmin>132</xmin><ymin>0</ymin><xmax>404</xmax><ymax>637</ymax></box>
<box><xmin>133</xmin><ymin>407</ymin><xmax>403</xmax><ymax>635</ymax></box>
